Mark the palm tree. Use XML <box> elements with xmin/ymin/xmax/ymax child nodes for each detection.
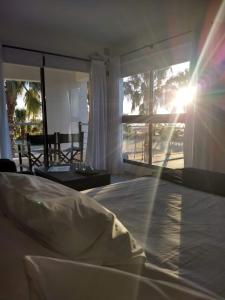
<box><xmin>124</xmin><ymin>72</ymin><xmax>150</xmax><ymax>115</ymax></box>
<box><xmin>5</xmin><ymin>81</ymin><xmax>23</xmax><ymax>154</ymax></box>
<box><xmin>15</xmin><ymin>108</ymin><xmax>26</xmax><ymax>140</ymax></box>
<box><xmin>123</xmin><ymin>67</ymin><xmax>190</xmax><ymax>114</ymax></box>
<box><xmin>24</xmin><ymin>88</ymin><xmax>41</xmax><ymax>120</ymax></box>
<box><xmin>153</xmin><ymin>68</ymin><xmax>190</xmax><ymax>113</ymax></box>
<box><xmin>5</xmin><ymin>80</ymin><xmax>41</xmax><ymax>155</ymax></box>
<box><xmin>123</xmin><ymin>66</ymin><xmax>190</xmax><ymax>163</ymax></box>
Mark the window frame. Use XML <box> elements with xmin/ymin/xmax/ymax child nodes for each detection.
<box><xmin>122</xmin><ymin>65</ymin><xmax>188</xmax><ymax>168</ymax></box>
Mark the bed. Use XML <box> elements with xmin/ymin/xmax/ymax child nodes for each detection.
<box><xmin>84</xmin><ymin>176</ymin><xmax>225</xmax><ymax>298</ymax></box>
<box><xmin>0</xmin><ymin>172</ymin><xmax>224</xmax><ymax>299</ymax></box>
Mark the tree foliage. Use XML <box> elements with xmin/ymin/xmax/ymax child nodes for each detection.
<box><xmin>154</xmin><ymin>68</ymin><xmax>190</xmax><ymax>113</ymax></box>
<box><xmin>5</xmin><ymin>80</ymin><xmax>41</xmax><ymax>154</ymax></box>
<box><xmin>24</xmin><ymin>89</ymin><xmax>41</xmax><ymax>119</ymax></box>
<box><xmin>22</xmin><ymin>82</ymin><xmax>41</xmax><ymax>120</ymax></box>
<box><xmin>123</xmin><ymin>66</ymin><xmax>190</xmax><ymax>114</ymax></box>
<box><xmin>123</xmin><ymin>73</ymin><xmax>150</xmax><ymax>115</ymax></box>
<box><xmin>15</xmin><ymin>108</ymin><xmax>27</xmax><ymax>139</ymax></box>
<box><xmin>15</xmin><ymin>108</ymin><xmax>26</xmax><ymax>122</ymax></box>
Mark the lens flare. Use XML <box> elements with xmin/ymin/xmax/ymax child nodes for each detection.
<box><xmin>173</xmin><ymin>85</ymin><xmax>197</xmax><ymax>112</ymax></box>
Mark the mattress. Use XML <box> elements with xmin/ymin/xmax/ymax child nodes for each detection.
<box><xmin>84</xmin><ymin>176</ymin><xmax>225</xmax><ymax>297</ymax></box>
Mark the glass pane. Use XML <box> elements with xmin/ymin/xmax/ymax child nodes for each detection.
<box><xmin>152</xmin><ymin>123</ymin><xmax>184</xmax><ymax>169</ymax></box>
<box><xmin>45</xmin><ymin>68</ymin><xmax>89</xmax><ymax>163</ymax></box>
<box><xmin>123</xmin><ymin>123</ymin><xmax>149</xmax><ymax>163</ymax></box>
<box><xmin>123</xmin><ymin>72</ymin><xmax>150</xmax><ymax>115</ymax></box>
<box><xmin>3</xmin><ymin>63</ymin><xmax>41</xmax><ymax>171</ymax></box>
<box><xmin>153</xmin><ymin>62</ymin><xmax>190</xmax><ymax>114</ymax></box>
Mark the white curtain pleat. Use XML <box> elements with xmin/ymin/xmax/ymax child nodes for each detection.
<box><xmin>86</xmin><ymin>60</ymin><xmax>107</xmax><ymax>169</ymax></box>
<box><xmin>0</xmin><ymin>44</ymin><xmax>12</xmax><ymax>159</ymax></box>
<box><xmin>107</xmin><ymin>56</ymin><xmax>123</xmax><ymax>174</ymax></box>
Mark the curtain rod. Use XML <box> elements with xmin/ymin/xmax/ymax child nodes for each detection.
<box><xmin>121</xmin><ymin>30</ymin><xmax>192</xmax><ymax>57</ymax></box>
<box><xmin>2</xmin><ymin>44</ymin><xmax>91</xmax><ymax>63</ymax></box>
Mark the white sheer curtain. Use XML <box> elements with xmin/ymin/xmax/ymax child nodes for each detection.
<box><xmin>86</xmin><ymin>60</ymin><xmax>107</xmax><ymax>169</ymax></box>
<box><xmin>107</xmin><ymin>56</ymin><xmax>123</xmax><ymax>174</ymax></box>
<box><xmin>0</xmin><ymin>44</ymin><xmax>11</xmax><ymax>159</ymax></box>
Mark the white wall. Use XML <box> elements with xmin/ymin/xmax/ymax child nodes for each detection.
<box><xmin>120</xmin><ymin>33</ymin><xmax>192</xmax><ymax>77</ymax></box>
<box><xmin>3</xmin><ymin>63</ymin><xmax>40</xmax><ymax>81</ymax></box>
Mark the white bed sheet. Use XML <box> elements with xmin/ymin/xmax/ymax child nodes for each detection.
<box><xmin>84</xmin><ymin>177</ymin><xmax>225</xmax><ymax>297</ymax></box>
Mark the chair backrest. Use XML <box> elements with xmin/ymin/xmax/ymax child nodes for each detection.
<box><xmin>26</xmin><ymin>133</ymin><xmax>56</xmax><ymax>146</ymax></box>
<box><xmin>48</xmin><ymin>134</ymin><xmax>57</xmax><ymax>146</ymax></box>
<box><xmin>56</xmin><ymin>132</ymin><xmax>84</xmax><ymax>148</ymax></box>
<box><xmin>56</xmin><ymin>131</ymin><xmax>84</xmax><ymax>162</ymax></box>
<box><xmin>26</xmin><ymin>134</ymin><xmax>44</xmax><ymax>146</ymax></box>
<box><xmin>26</xmin><ymin>134</ymin><xmax>57</xmax><ymax>172</ymax></box>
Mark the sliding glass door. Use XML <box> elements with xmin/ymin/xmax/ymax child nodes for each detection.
<box><xmin>45</xmin><ymin>67</ymin><xmax>89</xmax><ymax>163</ymax></box>
<box><xmin>3</xmin><ymin>63</ymin><xmax>42</xmax><ymax>170</ymax></box>
<box><xmin>2</xmin><ymin>63</ymin><xmax>89</xmax><ymax>171</ymax></box>
<box><xmin>1</xmin><ymin>46</ymin><xmax>91</xmax><ymax>171</ymax></box>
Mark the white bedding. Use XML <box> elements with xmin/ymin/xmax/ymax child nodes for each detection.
<box><xmin>0</xmin><ymin>173</ymin><xmax>224</xmax><ymax>299</ymax></box>
<box><xmin>84</xmin><ymin>177</ymin><xmax>225</xmax><ymax>298</ymax></box>
<box><xmin>0</xmin><ymin>173</ymin><xmax>148</xmax><ymax>300</ymax></box>
<box><xmin>0</xmin><ymin>172</ymin><xmax>145</xmax><ymax>268</ymax></box>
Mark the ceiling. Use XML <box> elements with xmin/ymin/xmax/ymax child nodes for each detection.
<box><xmin>0</xmin><ymin>0</ymin><xmax>210</xmax><ymax>58</ymax></box>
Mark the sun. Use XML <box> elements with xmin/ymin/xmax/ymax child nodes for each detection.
<box><xmin>173</xmin><ymin>85</ymin><xmax>197</xmax><ymax>113</ymax></box>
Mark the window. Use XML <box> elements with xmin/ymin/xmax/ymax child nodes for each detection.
<box><xmin>45</xmin><ymin>68</ymin><xmax>89</xmax><ymax>160</ymax></box>
<box><xmin>152</xmin><ymin>123</ymin><xmax>184</xmax><ymax>169</ymax></box>
<box><xmin>3</xmin><ymin>63</ymin><xmax>42</xmax><ymax>168</ymax></box>
<box><xmin>3</xmin><ymin>63</ymin><xmax>89</xmax><ymax>171</ymax></box>
<box><xmin>122</xmin><ymin>61</ymin><xmax>190</xmax><ymax>169</ymax></box>
<box><xmin>122</xmin><ymin>123</ymin><xmax>149</xmax><ymax>163</ymax></box>
<box><xmin>123</xmin><ymin>72</ymin><xmax>150</xmax><ymax>115</ymax></box>
<box><xmin>153</xmin><ymin>62</ymin><xmax>190</xmax><ymax>114</ymax></box>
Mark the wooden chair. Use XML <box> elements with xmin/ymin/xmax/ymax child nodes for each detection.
<box><xmin>56</xmin><ymin>131</ymin><xmax>84</xmax><ymax>164</ymax></box>
<box><xmin>18</xmin><ymin>133</ymin><xmax>57</xmax><ymax>172</ymax></box>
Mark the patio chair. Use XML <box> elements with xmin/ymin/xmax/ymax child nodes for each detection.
<box><xmin>18</xmin><ymin>133</ymin><xmax>57</xmax><ymax>172</ymax></box>
<box><xmin>56</xmin><ymin>131</ymin><xmax>84</xmax><ymax>164</ymax></box>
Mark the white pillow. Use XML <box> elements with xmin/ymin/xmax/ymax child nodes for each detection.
<box><xmin>24</xmin><ymin>256</ymin><xmax>216</xmax><ymax>300</ymax></box>
<box><xmin>0</xmin><ymin>172</ymin><xmax>145</xmax><ymax>267</ymax></box>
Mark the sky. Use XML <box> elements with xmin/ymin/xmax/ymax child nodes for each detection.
<box><xmin>16</xmin><ymin>90</ymin><xmax>26</xmax><ymax>109</ymax></box>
